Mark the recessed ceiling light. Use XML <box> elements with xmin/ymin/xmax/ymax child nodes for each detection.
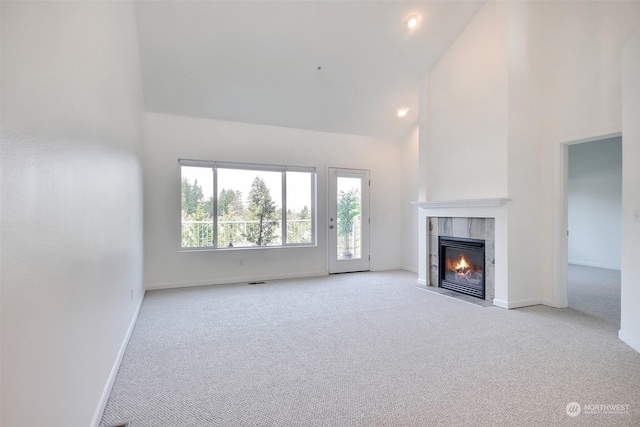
<box><xmin>397</xmin><ymin>108</ymin><xmax>409</xmax><ymax>118</ymax></box>
<box><xmin>407</xmin><ymin>14</ymin><xmax>420</xmax><ymax>29</ymax></box>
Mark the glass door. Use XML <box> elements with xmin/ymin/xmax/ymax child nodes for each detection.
<box><xmin>328</xmin><ymin>168</ymin><xmax>370</xmax><ymax>273</ymax></box>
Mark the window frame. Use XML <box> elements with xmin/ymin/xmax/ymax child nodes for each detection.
<box><xmin>179</xmin><ymin>159</ymin><xmax>317</xmax><ymax>251</ymax></box>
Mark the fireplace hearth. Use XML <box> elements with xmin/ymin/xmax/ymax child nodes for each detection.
<box><xmin>439</xmin><ymin>236</ymin><xmax>485</xmax><ymax>299</ymax></box>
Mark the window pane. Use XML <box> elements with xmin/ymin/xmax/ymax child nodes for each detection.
<box><xmin>181</xmin><ymin>166</ymin><xmax>214</xmax><ymax>247</ymax></box>
<box><xmin>286</xmin><ymin>171</ymin><xmax>313</xmax><ymax>244</ymax></box>
<box><xmin>217</xmin><ymin>169</ymin><xmax>282</xmax><ymax>247</ymax></box>
<box><xmin>336</xmin><ymin>177</ymin><xmax>361</xmax><ymax>260</ymax></box>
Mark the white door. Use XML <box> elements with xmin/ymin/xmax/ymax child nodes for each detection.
<box><xmin>328</xmin><ymin>168</ymin><xmax>370</xmax><ymax>273</ymax></box>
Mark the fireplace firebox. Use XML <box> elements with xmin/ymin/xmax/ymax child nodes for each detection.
<box><xmin>439</xmin><ymin>236</ymin><xmax>485</xmax><ymax>299</ymax></box>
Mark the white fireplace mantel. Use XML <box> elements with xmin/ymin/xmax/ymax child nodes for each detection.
<box><xmin>411</xmin><ymin>198</ymin><xmax>509</xmax><ymax>209</ymax></box>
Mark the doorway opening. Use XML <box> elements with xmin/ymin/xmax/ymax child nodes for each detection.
<box><xmin>565</xmin><ymin>135</ymin><xmax>622</xmax><ymax>326</ymax></box>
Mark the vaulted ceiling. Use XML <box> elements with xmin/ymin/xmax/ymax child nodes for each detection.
<box><xmin>135</xmin><ymin>1</ymin><xmax>484</xmax><ymax>141</ymax></box>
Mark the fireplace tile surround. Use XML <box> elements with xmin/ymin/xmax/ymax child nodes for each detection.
<box><xmin>414</xmin><ymin>198</ymin><xmax>508</xmax><ymax>308</ymax></box>
<box><xmin>429</xmin><ymin>217</ymin><xmax>495</xmax><ymax>301</ymax></box>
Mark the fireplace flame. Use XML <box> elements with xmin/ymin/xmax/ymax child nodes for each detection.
<box><xmin>454</xmin><ymin>256</ymin><xmax>470</xmax><ymax>272</ymax></box>
<box><xmin>446</xmin><ymin>255</ymin><xmax>472</xmax><ymax>275</ymax></box>
<box><xmin>445</xmin><ymin>254</ymin><xmax>480</xmax><ymax>283</ymax></box>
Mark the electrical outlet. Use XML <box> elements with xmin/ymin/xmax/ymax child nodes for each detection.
<box><xmin>634</xmin><ymin>209</ymin><xmax>640</xmax><ymax>223</ymax></box>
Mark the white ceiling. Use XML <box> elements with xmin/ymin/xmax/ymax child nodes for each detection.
<box><xmin>135</xmin><ymin>1</ymin><xmax>484</xmax><ymax>141</ymax></box>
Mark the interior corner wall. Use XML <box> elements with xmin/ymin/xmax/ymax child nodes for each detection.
<box><xmin>142</xmin><ymin>112</ymin><xmax>402</xmax><ymax>289</ymax></box>
<box><xmin>620</xmin><ymin>32</ymin><xmax>640</xmax><ymax>352</ymax></box>
<box><xmin>0</xmin><ymin>2</ymin><xmax>145</xmax><ymax>426</ymax></box>
<box><xmin>400</xmin><ymin>126</ymin><xmax>419</xmax><ymax>273</ymax></box>
<box><xmin>568</xmin><ymin>138</ymin><xmax>622</xmax><ymax>270</ymax></box>
<box><xmin>426</xmin><ymin>0</ymin><xmax>508</xmax><ymax>201</ymax></box>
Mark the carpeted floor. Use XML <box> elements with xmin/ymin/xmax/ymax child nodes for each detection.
<box><xmin>568</xmin><ymin>264</ymin><xmax>621</xmax><ymax>326</ymax></box>
<box><xmin>100</xmin><ymin>267</ymin><xmax>640</xmax><ymax>426</ymax></box>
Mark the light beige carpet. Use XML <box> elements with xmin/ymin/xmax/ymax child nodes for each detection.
<box><xmin>101</xmin><ymin>268</ymin><xmax>640</xmax><ymax>426</ymax></box>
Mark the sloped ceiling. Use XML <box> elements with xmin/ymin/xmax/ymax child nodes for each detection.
<box><xmin>135</xmin><ymin>1</ymin><xmax>484</xmax><ymax>141</ymax></box>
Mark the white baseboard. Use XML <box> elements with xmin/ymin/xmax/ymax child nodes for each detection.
<box><xmin>619</xmin><ymin>330</ymin><xmax>640</xmax><ymax>354</ymax></box>
<box><xmin>417</xmin><ymin>278</ymin><xmax>427</xmax><ymax>286</ymax></box>
<box><xmin>493</xmin><ymin>298</ymin><xmax>508</xmax><ymax>309</ymax></box>
<box><xmin>91</xmin><ymin>291</ymin><xmax>145</xmax><ymax>427</ymax></box>
<box><xmin>493</xmin><ymin>298</ymin><xmax>542</xmax><ymax>309</ymax></box>
<box><xmin>146</xmin><ymin>271</ymin><xmax>328</xmax><ymax>291</ymax></box>
<box><xmin>568</xmin><ymin>260</ymin><xmax>621</xmax><ymax>271</ymax></box>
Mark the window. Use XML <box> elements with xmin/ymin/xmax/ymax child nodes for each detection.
<box><xmin>180</xmin><ymin>160</ymin><xmax>316</xmax><ymax>249</ymax></box>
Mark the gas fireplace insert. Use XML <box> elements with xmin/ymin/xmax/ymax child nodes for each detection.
<box><xmin>439</xmin><ymin>236</ymin><xmax>485</xmax><ymax>299</ymax></box>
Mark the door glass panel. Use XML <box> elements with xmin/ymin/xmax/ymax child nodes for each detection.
<box><xmin>336</xmin><ymin>177</ymin><xmax>362</xmax><ymax>260</ymax></box>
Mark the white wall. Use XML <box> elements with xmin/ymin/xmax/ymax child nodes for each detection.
<box><xmin>501</xmin><ymin>0</ymin><xmax>638</xmax><ymax>306</ymax></box>
<box><xmin>426</xmin><ymin>1</ymin><xmax>508</xmax><ymax>200</ymax></box>
<box><xmin>143</xmin><ymin>112</ymin><xmax>402</xmax><ymax>289</ymax></box>
<box><xmin>400</xmin><ymin>126</ymin><xmax>419</xmax><ymax>272</ymax></box>
<box><xmin>568</xmin><ymin>137</ymin><xmax>622</xmax><ymax>270</ymax></box>
<box><xmin>509</xmin><ymin>1</ymin><xmax>640</xmax><ymax>306</ymax></box>
<box><xmin>620</xmin><ymin>32</ymin><xmax>640</xmax><ymax>352</ymax></box>
<box><xmin>1</xmin><ymin>2</ymin><xmax>145</xmax><ymax>426</ymax></box>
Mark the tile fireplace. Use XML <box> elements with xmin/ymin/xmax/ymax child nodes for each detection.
<box><xmin>429</xmin><ymin>217</ymin><xmax>495</xmax><ymax>302</ymax></box>
<box><xmin>414</xmin><ymin>198</ymin><xmax>508</xmax><ymax>307</ymax></box>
